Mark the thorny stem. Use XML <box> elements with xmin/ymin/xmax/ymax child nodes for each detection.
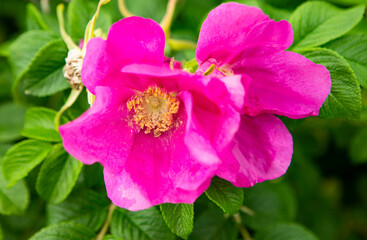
<box><xmin>54</xmin><ymin>87</ymin><xmax>83</xmax><ymax>130</ymax></box>
<box><xmin>160</xmin><ymin>0</ymin><xmax>178</xmax><ymax>37</ymax></box>
<box><xmin>96</xmin><ymin>204</ymin><xmax>117</xmax><ymax>240</ymax></box>
<box><xmin>57</xmin><ymin>4</ymin><xmax>79</xmax><ymax>50</ymax></box>
<box><xmin>118</xmin><ymin>0</ymin><xmax>133</xmax><ymax>18</ymax></box>
<box><xmin>233</xmin><ymin>213</ymin><xmax>253</xmax><ymax>240</ymax></box>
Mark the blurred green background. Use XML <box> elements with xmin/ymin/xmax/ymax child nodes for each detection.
<box><xmin>0</xmin><ymin>0</ymin><xmax>367</xmax><ymax>239</ymax></box>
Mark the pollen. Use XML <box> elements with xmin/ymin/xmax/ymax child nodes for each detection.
<box><xmin>127</xmin><ymin>86</ymin><xmax>180</xmax><ymax>137</ymax></box>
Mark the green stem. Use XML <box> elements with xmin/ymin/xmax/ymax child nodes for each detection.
<box><xmin>56</xmin><ymin>4</ymin><xmax>79</xmax><ymax>50</ymax></box>
<box><xmin>96</xmin><ymin>204</ymin><xmax>116</xmax><ymax>240</ymax></box>
<box><xmin>160</xmin><ymin>0</ymin><xmax>178</xmax><ymax>37</ymax></box>
<box><xmin>54</xmin><ymin>87</ymin><xmax>83</xmax><ymax>130</ymax></box>
<box><xmin>233</xmin><ymin>213</ymin><xmax>253</xmax><ymax>240</ymax></box>
<box><xmin>167</xmin><ymin>38</ymin><xmax>196</xmax><ymax>51</ymax></box>
<box><xmin>118</xmin><ymin>0</ymin><xmax>133</xmax><ymax>17</ymax></box>
<box><xmin>240</xmin><ymin>205</ymin><xmax>255</xmax><ymax>216</ymax></box>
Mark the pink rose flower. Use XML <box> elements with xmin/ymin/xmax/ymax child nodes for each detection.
<box><xmin>59</xmin><ymin>17</ymin><xmax>243</xmax><ymax>210</ymax></box>
<box><xmin>196</xmin><ymin>3</ymin><xmax>331</xmax><ymax>187</ymax></box>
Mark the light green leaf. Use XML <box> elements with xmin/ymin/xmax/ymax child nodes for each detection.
<box><xmin>190</xmin><ymin>208</ymin><xmax>238</xmax><ymax>240</ymax></box>
<box><xmin>47</xmin><ymin>189</ymin><xmax>109</xmax><ymax>231</ymax></box>
<box><xmin>8</xmin><ymin>30</ymin><xmax>57</xmax><ymax>80</ymax></box>
<box><xmin>103</xmin><ymin>236</ymin><xmax>121</xmax><ymax>240</ymax></box>
<box><xmin>21</xmin><ymin>107</ymin><xmax>65</xmax><ymax>142</ymax></box>
<box><xmin>68</xmin><ymin>0</ymin><xmax>93</xmax><ymax>41</ymax></box>
<box><xmin>111</xmin><ymin>207</ymin><xmax>175</xmax><ymax>240</ymax></box>
<box><xmin>160</xmin><ymin>203</ymin><xmax>194</xmax><ymax>239</ymax></box>
<box><xmin>0</xmin><ymin>103</ymin><xmax>26</xmax><ymax>142</ymax></box>
<box><xmin>299</xmin><ymin>48</ymin><xmax>362</xmax><ymax>119</ymax></box>
<box><xmin>26</xmin><ymin>3</ymin><xmax>49</xmax><ymax>31</ymax></box>
<box><xmin>255</xmin><ymin>223</ymin><xmax>318</xmax><ymax>240</ymax></box>
<box><xmin>236</xmin><ymin>0</ymin><xmax>291</xmax><ymax>20</ymax></box>
<box><xmin>205</xmin><ymin>177</ymin><xmax>244</xmax><ymax>215</ymax></box>
<box><xmin>242</xmin><ymin>181</ymin><xmax>296</xmax><ymax>230</ymax></box>
<box><xmin>29</xmin><ymin>222</ymin><xmax>95</xmax><ymax>240</ymax></box>
<box><xmin>0</xmin><ymin>165</ymin><xmax>29</xmax><ymax>215</ymax></box>
<box><xmin>323</xmin><ymin>33</ymin><xmax>367</xmax><ymax>88</ymax></box>
<box><xmin>21</xmin><ymin>39</ymin><xmax>70</xmax><ymax>97</ymax></box>
<box><xmin>36</xmin><ymin>144</ymin><xmax>83</xmax><ymax>203</ymax></box>
<box><xmin>289</xmin><ymin>2</ymin><xmax>365</xmax><ymax>50</ymax></box>
<box><xmin>2</xmin><ymin>139</ymin><xmax>52</xmax><ymax>187</ymax></box>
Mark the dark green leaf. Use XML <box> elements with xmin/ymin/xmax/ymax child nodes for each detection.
<box><xmin>36</xmin><ymin>144</ymin><xmax>83</xmax><ymax>203</ymax></box>
<box><xmin>236</xmin><ymin>0</ymin><xmax>291</xmax><ymax>20</ymax></box>
<box><xmin>190</xmin><ymin>208</ymin><xmax>238</xmax><ymax>240</ymax></box>
<box><xmin>289</xmin><ymin>2</ymin><xmax>365</xmax><ymax>50</ymax></box>
<box><xmin>2</xmin><ymin>139</ymin><xmax>52</xmax><ymax>187</ymax></box>
<box><xmin>21</xmin><ymin>107</ymin><xmax>65</xmax><ymax>142</ymax></box>
<box><xmin>111</xmin><ymin>207</ymin><xmax>175</xmax><ymax>240</ymax></box>
<box><xmin>26</xmin><ymin>4</ymin><xmax>49</xmax><ymax>31</ymax></box>
<box><xmin>29</xmin><ymin>222</ymin><xmax>95</xmax><ymax>240</ymax></box>
<box><xmin>255</xmin><ymin>223</ymin><xmax>318</xmax><ymax>240</ymax></box>
<box><xmin>47</xmin><ymin>189</ymin><xmax>109</xmax><ymax>231</ymax></box>
<box><xmin>0</xmin><ymin>165</ymin><xmax>29</xmax><ymax>215</ymax></box>
<box><xmin>299</xmin><ymin>48</ymin><xmax>362</xmax><ymax>119</ymax></box>
<box><xmin>205</xmin><ymin>177</ymin><xmax>244</xmax><ymax>215</ymax></box>
<box><xmin>349</xmin><ymin>128</ymin><xmax>367</xmax><ymax>164</ymax></box>
<box><xmin>160</xmin><ymin>203</ymin><xmax>194</xmax><ymax>239</ymax></box>
<box><xmin>22</xmin><ymin>39</ymin><xmax>70</xmax><ymax>97</ymax></box>
<box><xmin>242</xmin><ymin>181</ymin><xmax>296</xmax><ymax>230</ymax></box>
<box><xmin>323</xmin><ymin>33</ymin><xmax>367</xmax><ymax>88</ymax></box>
<box><xmin>0</xmin><ymin>103</ymin><xmax>26</xmax><ymax>142</ymax></box>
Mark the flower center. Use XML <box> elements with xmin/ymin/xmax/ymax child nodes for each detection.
<box><xmin>127</xmin><ymin>86</ymin><xmax>180</xmax><ymax>137</ymax></box>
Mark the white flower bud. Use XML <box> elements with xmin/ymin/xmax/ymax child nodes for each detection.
<box><xmin>64</xmin><ymin>49</ymin><xmax>83</xmax><ymax>90</ymax></box>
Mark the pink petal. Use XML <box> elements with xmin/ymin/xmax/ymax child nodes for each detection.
<box><xmin>59</xmin><ymin>86</ymin><xmax>136</xmax><ymax>173</ymax></box>
<box><xmin>196</xmin><ymin>2</ymin><xmax>269</xmax><ymax>66</ymax></box>
<box><xmin>104</xmin><ymin>95</ymin><xmax>219</xmax><ymax>210</ymax></box>
<box><xmin>81</xmin><ymin>17</ymin><xmax>165</xmax><ymax>93</ymax></box>
<box><xmin>234</xmin><ymin>51</ymin><xmax>331</xmax><ymax>118</ymax></box>
<box><xmin>217</xmin><ymin>114</ymin><xmax>293</xmax><ymax>187</ymax></box>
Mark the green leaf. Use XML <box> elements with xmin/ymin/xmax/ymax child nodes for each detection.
<box><xmin>21</xmin><ymin>39</ymin><xmax>70</xmax><ymax>97</ymax></box>
<box><xmin>0</xmin><ymin>165</ymin><xmax>29</xmax><ymax>215</ymax></box>
<box><xmin>111</xmin><ymin>207</ymin><xmax>175</xmax><ymax>240</ymax></box>
<box><xmin>2</xmin><ymin>139</ymin><xmax>52</xmax><ymax>187</ymax></box>
<box><xmin>241</xmin><ymin>181</ymin><xmax>296</xmax><ymax>230</ymax></box>
<box><xmin>289</xmin><ymin>2</ymin><xmax>365</xmax><ymax>50</ymax></box>
<box><xmin>0</xmin><ymin>103</ymin><xmax>26</xmax><ymax>142</ymax></box>
<box><xmin>349</xmin><ymin>128</ymin><xmax>367</xmax><ymax>164</ymax></box>
<box><xmin>299</xmin><ymin>48</ymin><xmax>362</xmax><ymax>119</ymax></box>
<box><xmin>190</xmin><ymin>208</ymin><xmax>238</xmax><ymax>240</ymax></box>
<box><xmin>47</xmin><ymin>189</ymin><xmax>109</xmax><ymax>231</ymax></box>
<box><xmin>160</xmin><ymin>203</ymin><xmax>194</xmax><ymax>239</ymax></box>
<box><xmin>67</xmin><ymin>0</ymin><xmax>93</xmax><ymax>41</ymax></box>
<box><xmin>36</xmin><ymin>144</ymin><xmax>83</xmax><ymax>203</ymax></box>
<box><xmin>205</xmin><ymin>177</ymin><xmax>244</xmax><ymax>215</ymax></box>
<box><xmin>103</xmin><ymin>236</ymin><xmax>121</xmax><ymax>240</ymax></box>
<box><xmin>323</xmin><ymin>33</ymin><xmax>367</xmax><ymax>88</ymax></box>
<box><xmin>8</xmin><ymin>30</ymin><xmax>57</xmax><ymax>80</ymax></box>
<box><xmin>236</xmin><ymin>0</ymin><xmax>291</xmax><ymax>20</ymax></box>
<box><xmin>26</xmin><ymin>3</ymin><xmax>49</xmax><ymax>31</ymax></box>
<box><xmin>29</xmin><ymin>222</ymin><xmax>95</xmax><ymax>240</ymax></box>
<box><xmin>21</xmin><ymin>107</ymin><xmax>65</xmax><ymax>142</ymax></box>
<box><xmin>255</xmin><ymin>223</ymin><xmax>318</xmax><ymax>240</ymax></box>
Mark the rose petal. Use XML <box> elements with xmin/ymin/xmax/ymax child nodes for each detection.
<box><xmin>217</xmin><ymin>114</ymin><xmax>293</xmax><ymax>187</ymax></box>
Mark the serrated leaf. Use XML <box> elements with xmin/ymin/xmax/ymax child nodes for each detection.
<box><xmin>36</xmin><ymin>144</ymin><xmax>83</xmax><ymax>203</ymax></box>
<box><xmin>299</xmin><ymin>48</ymin><xmax>362</xmax><ymax>119</ymax></box>
<box><xmin>190</xmin><ymin>208</ymin><xmax>238</xmax><ymax>240</ymax></box>
<box><xmin>29</xmin><ymin>222</ymin><xmax>95</xmax><ymax>240</ymax></box>
<box><xmin>160</xmin><ymin>203</ymin><xmax>194</xmax><ymax>239</ymax></box>
<box><xmin>323</xmin><ymin>33</ymin><xmax>367</xmax><ymax>88</ymax></box>
<box><xmin>111</xmin><ymin>207</ymin><xmax>175</xmax><ymax>240</ymax></box>
<box><xmin>241</xmin><ymin>181</ymin><xmax>296</xmax><ymax>230</ymax></box>
<box><xmin>8</xmin><ymin>30</ymin><xmax>57</xmax><ymax>80</ymax></box>
<box><xmin>0</xmin><ymin>103</ymin><xmax>26</xmax><ymax>142</ymax></box>
<box><xmin>0</xmin><ymin>165</ymin><xmax>29</xmax><ymax>215</ymax></box>
<box><xmin>47</xmin><ymin>189</ymin><xmax>109</xmax><ymax>231</ymax></box>
<box><xmin>205</xmin><ymin>177</ymin><xmax>244</xmax><ymax>215</ymax></box>
<box><xmin>2</xmin><ymin>139</ymin><xmax>52</xmax><ymax>187</ymax></box>
<box><xmin>26</xmin><ymin>3</ymin><xmax>49</xmax><ymax>31</ymax></box>
<box><xmin>256</xmin><ymin>223</ymin><xmax>318</xmax><ymax>240</ymax></box>
<box><xmin>21</xmin><ymin>107</ymin><xmax>65</xmax><ymax>142</ymax></box>
<box><xmin>21</xmin><ymin>39</ymin><xmax>70</xmax><ymax>97</ymax></box>
<box><xmin>289</xmin><ymin>2</ymin><xmax>365</xmax><ymax>50</ymax></box>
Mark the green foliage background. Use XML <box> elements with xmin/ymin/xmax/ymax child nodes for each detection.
<box><xmin>0</xmin><ymin>0</ymin><xmax>367</xmax><ymax>239</ymax></box>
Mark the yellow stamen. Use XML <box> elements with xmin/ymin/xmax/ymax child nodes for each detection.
<box><xmin>127</xmin><ymin>86</ymin><xmax>180</xmax><ymax>137</ymax></box>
